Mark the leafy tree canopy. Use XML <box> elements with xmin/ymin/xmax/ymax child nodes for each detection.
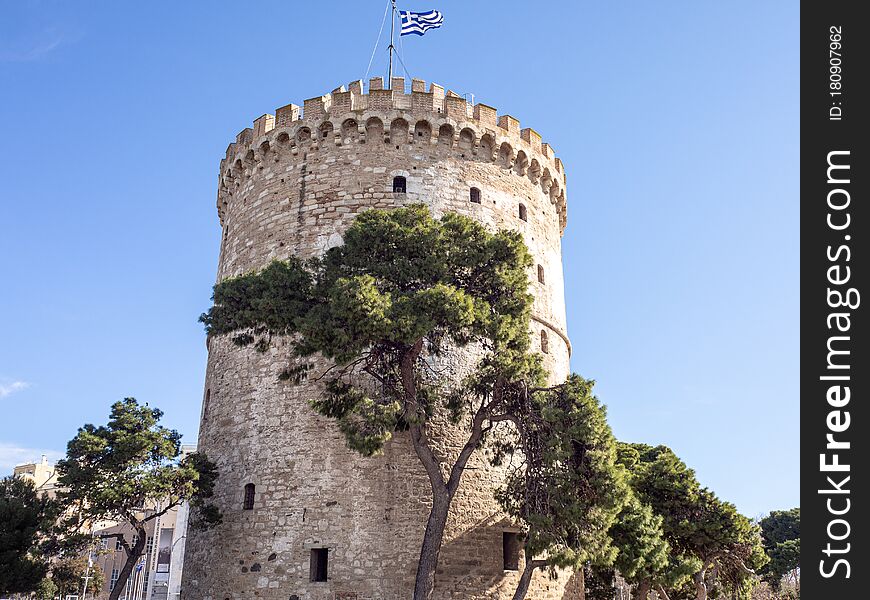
<box><xmin>0</xmin><ymin>476</ymin><xmax>58</xmax><ymax>594</ymax></box>
<box><xmin>617</xmin><ymin>443</ymin><xmax>766</xmax><ymax>600</ymax></box>
<box><xmin>759</xmin><ymin>508</ymin><xmax>800</xmax><ymax>589</ymax></box>
<box><xmin>202</xmin><ymin>204</ymin><xmax>540</xmax><ymax>453</ymax></box>
<box><xmin>760</xmin><ymin>508</ymin><xmax>800</xmax><ymax>551</ymax></box>
<box><xmin>499</xmin><ymin>375</ymin><xmax>627</xmax><ymax>571</ymax></box>
<box><xmin>201</xmin><ymin>205</ymin><xmax>542</xmax><ymax>600</ymax></box>
<box><xmin>610</xmin><ymin>493</ymin><xmax>670</xmax><ymax>583</ymax></box>
<box><xmin>51</xmin><ymin>555</ymin><xmax>105</xmax><ymax>596</ymax></box>
<box><xmin>56</xmin><ymin>398</ymin><xmax>221</xmax><ymax>600</ymax></box>
<box><xmin>34</xmin><ymin>577</ymin><xmax>58</xmax><ymax>600</ymax></box>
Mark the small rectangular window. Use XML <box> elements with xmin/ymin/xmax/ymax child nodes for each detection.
<box><xmin>243</xmin><ymin>483</ymin><xmax>255</xmax><ymax>510</ymax></box>
<box><xmin>503</xmin><ymin>532</ymin><xmax>520</xmax><ymax>571</ymax></box>
<box><xmin>393</xmin><ymin>176</ymin><xmax>407</xmax><ymax>193</ymax></box>
<box><xmin>310</xmin><ymin>548</ymin><xmax>329</xmax><ymax>582</ymax></box>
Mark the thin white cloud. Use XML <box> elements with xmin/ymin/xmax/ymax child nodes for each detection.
<box><xmin>0</xmin><ymin>443</ymin><xmax>63</xmax><ymax>474</ymax></box>
<box><xmin>0</xmin><ymin>26</ymin><xmax>80</xmax><ymax>63</ymax></box>
<box><xmin>0</xmin><ymin>380</ymin><xmax>30</xmax><ymax>398</ymax></box>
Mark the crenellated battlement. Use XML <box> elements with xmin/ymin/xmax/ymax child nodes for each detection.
<box><xmin>219</xmin><ymin>79</ymin><xmax>568</xmax><ymax>231</ymax></box>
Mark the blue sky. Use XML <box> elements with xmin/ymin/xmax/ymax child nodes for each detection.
<box><xmin>0</xmin><ymin>1</ymin><xmax>798</xmax><ymax>518</ymax></box>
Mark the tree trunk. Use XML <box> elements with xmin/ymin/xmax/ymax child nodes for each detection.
<box><xmin>413</xmin><ymin>489</ymin><xmax>451</xmax><ymax>600</ymax></box>
<box><xmin>511</xmin><ymin>557</ymin><xmax>546</xmax><ymax>600</ymax></box>
<box><xmin>108</xmin><ymin>528</ymin><xmax>147</xmax><ymax>600</ymax></box>
<box><xmin>633</xmin><ymin>580</ymin><xmax>651</xmax><ymax>600</ymax></box>
<box><xmin>403</xmin><ymin>342</ymin><xmax>499</xmax><ymax>600</ymax></box>
<box><xmin>693</xmin><ymin>571</ymin><xmax>707</xmax><ymax>600</ymax></box>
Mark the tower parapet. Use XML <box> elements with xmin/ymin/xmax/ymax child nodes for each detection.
<box><xmin>218</xmin><ymin>79</ymin><xmax>568</xmax><ymax>232</ymax></box>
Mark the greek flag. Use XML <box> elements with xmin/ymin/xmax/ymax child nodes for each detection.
<box><xmin>399</xmin><ymin>9</ymin><xmax>444</xmax><ymax>36</ymax></box>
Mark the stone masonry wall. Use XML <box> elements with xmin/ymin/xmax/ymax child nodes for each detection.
<box><xmin>182</xmin><ymin>78</ymin><xmax>576</xmax><ymax>600</ymax></box>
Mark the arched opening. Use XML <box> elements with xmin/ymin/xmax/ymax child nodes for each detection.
<box><xmin>528</xmin><ymin>159</ymin><xmax>542</xmax><ymax>183</ymax></box>
<box><xmin>540</xmin><ymin>330</ymin><xmax>549</xmax><ymax>354</ymax></box>
<box><xmin>390</xmin><ymin>118</ymin><xmax>409</xmax><ymax>146</ymax></box>
<box><xmin>479</xmin><ymin>134</ymin><xmax>495</xmax><ymax>160</ymax></box>
<box><xmin>365</xmin><ymin>117</ymin><xmax>384</xmax><ymax>143</ymax></box>
<box><xmin>518</xmin><ymin>203</ymin><xmax>528</xmax><ymax>222</ymax></box>
<box><xmin>458</xmin><ymin>128</ymin><xmax>474</xmax><ymax>154</ymax></box>
<box><xmin>438</xmin><ymin>124</ymin><xmax>454</xmax><ymax>147</ymax></box>
<box><xmin>341</xmin><ymin>118</ymin><xmax>359</xmax><ymax>141</ymax></box>
<box><xmin>541</xmin><ymin>168</ymin><xmax>553</xmax><ymax>194</ymax></box>
<box><xmin>537</xmin><ymin>264</ymin><xmax>545</xmax><ymax>284</ymax></box>
<box><xmin>319</xmin><ymin>122</ymin><xmax>333</xmax><ymax>140</ymax></box>
<box><xmin>514</xmin><ymin>150</ymin><xmax>529</xmax><ymax>176</ymax></box>
<box><xmin>243</xmin><ymin>483</ymin><xmax>255</xmax><ymax>510</ymax></box>
<box><xmin>469</xmin><ymin>187</ymin><xmax>481</xmax><ymax>204</ymax></box>
<box><xmin>414</xmin><ymin>120</ymin><xmax>432</xmax><ymax>142</ymax></box>
<box><xmin>498</xmin><ymin>142</ymin><xmax>514</xmax><ymax>168</ymax></box>
<box><xmin>393</xmin><ymin>176</ymin><xmax>407</xmax><ymax>193</ymax></box>
<box><xmin>296</xmin><ymin>127</ymin><xmax>311</xmax><ymax>143</ymax></box>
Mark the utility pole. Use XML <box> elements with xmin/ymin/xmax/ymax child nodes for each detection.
<box><xmin>80</xmin><ymin>553</ymin><xmax>93</xmax><ymax>599</ymax></box>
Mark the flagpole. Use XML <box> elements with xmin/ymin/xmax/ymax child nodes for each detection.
<box><xmin>387</xmin><ymin>0</ymin><xmax>397</xmax><ymax>89</ymax></box>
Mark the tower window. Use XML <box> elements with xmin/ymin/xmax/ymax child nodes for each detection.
<box><xmin>310</xmin><ymin>548</ymin><xmax>329</xmax><ymax>582</ymax></box>
<box><xmin>503</xmin><ymin>532</ymin><xmax>520</xmax><ymax>571</ymax></box>
<box><xmin>393</xmin><ymin>176</ymin><xmax>407</xmax><ymax>193</ymax></box>
<box><xmin>540</xmin><ymin>330</ymin><xmax>549</xmax><ymax>354</ymax></box>
<box><xmin>537</xmin><ymin>265</ymin><xmax>545</xmax><ymax>284</ymax></box>
<box><xmin>518</xmin><ymin>203</ymin><xmax>528</xmax><ymax>221</ymax></box>
<box><xmin>469</xmin><ymin>187</ymin><xmax>481</xmax><ymax>204</ymax></box>
<box><xmin>243</xmin><ymin>483</ymin><xmax>255</xmax><ymax>510</ymax></box>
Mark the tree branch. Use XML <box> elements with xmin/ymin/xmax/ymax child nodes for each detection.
<box><xmin>446</xmin><ymin>377</ymin><xmax>504</xmax><ymax>496</ymax></box>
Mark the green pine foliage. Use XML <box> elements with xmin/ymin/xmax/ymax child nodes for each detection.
<box><xmin>0</xmin><ymin>476</ymin><xmax>58</xmax><ymax>594</ymax></box>
<box><xmin>202</xmin><ymin>205</ymin><xmax>546</xmax><ymax>599</ymax></box>
<box><xmin>759</xmin><ymin>508</ymin><xmax>800</xmax><ymax>590</ymax></box>
<box><xmin>201</xmin><ymin>204</ymin><xmax>538</xmax><ymax>455</ymax></box>
<box><xmin>609</xmin><ymin>493</ymin><xmax>670</xmax><ymax>583</ymax></box>
<box><xmin>497</xmin><ymin>375</ymin><xmax>628</xmax><ymax>572</ymax></box>
<box><xmin>50</xmin><ymin>555</ymin><xmax>105</xmax><ymax>597</ymax></box>
<box><xmin>56</xmin><ymin>398</ymin><xmax>222</xmax><ymax>600</ymax></box>
<box><xmin>200</xmin><ymin>204</ymin><xmax>771</xmax><ymax>600</ymax></box>
<box><xmin>617</xmin><ymin>442</ymin><xmax>768</xmax><ymax>599</ymax></box>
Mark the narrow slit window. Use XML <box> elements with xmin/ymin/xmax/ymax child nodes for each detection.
<box><xmin>503</xmin><ymin>532</ymin><xmax>520</xmax><ymax>571</ymax></box>
<box><xmin>393</xmin><ymin>176</ymin><xmax>407</xmax><ymax>193</ymax></box>
<box><xmin>469</xmin><ymin>187</ymin><xmax>481</xmax><ymax>204</ymax></box>
<box><xmin>541</xmin><ymin>330</ymin><xmax>549</xmax><ymax>354</ymax></box>
<box><xmin>537</xmin><ymin>264</ymin><xmax>545</xmax><ymax>284</ymax></box>
<box><xmin>518</xmin><ymin>203</ymin><xmax>528</xmax><ymax>221</ymax></box>
<box><xmin>310</xmin><ymin>548</ymin><xmax>329</xmax><ymax>582</ymax></box>
<box><xmin>243</xmin><ymin>483</ymin><xmax>255</xmax><ymax>510</ymax></box>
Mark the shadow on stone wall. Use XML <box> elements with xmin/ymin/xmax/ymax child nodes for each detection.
<box><xmin>425</xmin><ymin>512</ymin><xmax>585</xmax><ymax>600</ymax></box>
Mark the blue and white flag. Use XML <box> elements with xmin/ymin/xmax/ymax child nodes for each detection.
<box><xmin>399</xmin><ymin>9</ymin><xmax>444</xmax><ymax>36</ymax></box>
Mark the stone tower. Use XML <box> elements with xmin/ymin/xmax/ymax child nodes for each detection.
<box><xmin>183</xmin><ymin>78</ymin><xmax>573</xmax><ymax>600</ymax></box>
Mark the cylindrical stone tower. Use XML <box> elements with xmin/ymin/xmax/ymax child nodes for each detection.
<box><xmin>183</xmin><ymin>77</ymin><xmax>573</xmax><ymax>600</ymax></box>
